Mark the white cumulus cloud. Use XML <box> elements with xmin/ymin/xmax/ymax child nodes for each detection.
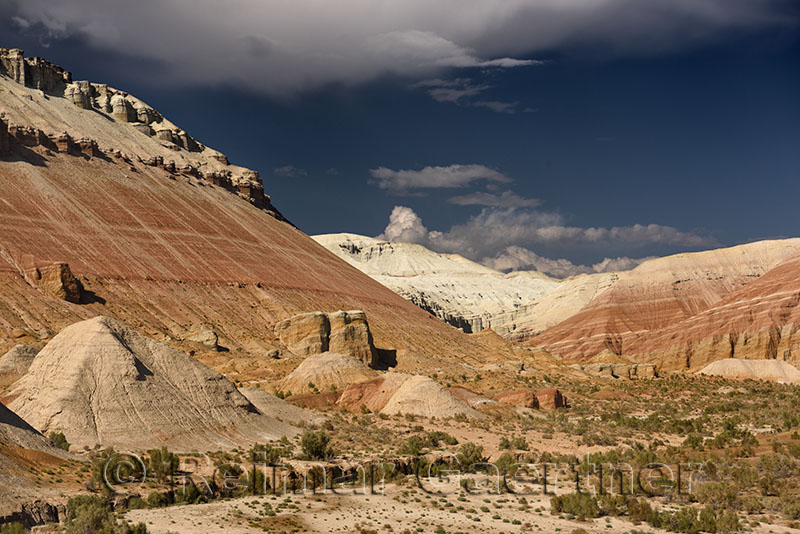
<box><xmin>376</xmin><ymin>205</ymin><xmax>714</xmax><ymax>277</ymax></box>
<box><xmin>483</xmin><ymin>245</ymin><xmax>655</xmax><ymax>277</ymax></box>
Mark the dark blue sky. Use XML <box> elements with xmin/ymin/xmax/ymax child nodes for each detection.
<box><xmin>2</xmin><ymin>2</ymin><xmax>798</xmax><ymax>271</ymax></box>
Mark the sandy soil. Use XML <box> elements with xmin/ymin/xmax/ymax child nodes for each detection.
<box><xmin>126</xmin><ymin>484</ymin><xmax>667</xmax><ymax>534</ymax></box>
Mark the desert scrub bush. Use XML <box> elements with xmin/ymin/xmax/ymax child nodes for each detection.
<box><xmin>301</xmin><ymin>430</ymin><xmax>333</xmax><ymax>460</ymax></box>
<box><xmin>147</xmin><ymin>446</ymin><xmax>179</xmax><ymax>483</ymax></box>
<box><xmin>457</xmin><ymin>442</ymin><xmax>485</xmax><ymax>472</ymax></box>
<box><xmin>49</xmin><ymin>431</ymin><xmax>70</xmax><ymax>451</ymax></box>
<box><xmin>0</xmin><ymin>523</ymin><xmax>24</xmax><ymax>534</ymax></box>
<box><xmin>66</xmin><ymin>495</ymin><xmax>148</xmax><ymax>534</ymax></box>
<box><xmin>175</xmin><ymin>482</ymin><xmax>206</xmax><ymax>504</ymax></box>
<box><xmin>695</xmin><ymin>481</ymin><xmax>739</xmax><ymax>509</ymax></box>
<box><xmin>251</xmin><ymin>442</ymin><xmax>290</xmax><ymax>465</ymax></box>
<box><xmin>427</xmin><ymin>431</ymin><xmax>457</xmax><ymax>447</ymax></box>
<box><xmin>783</xmin><ymin>498</ymin><xmax>800</xmax><ymax>520</ymax></box>
<box><xmin>146</xmin><ymin>491</ymin><xmax>169</xmax><ymax>508</ymax></box>
<box><xmin>550</xmin><ymin>492</ymin><xmax>599</xmax><ymax>520</ymax></box>
<box><xmin>399</xmin><ymin>435</ymin><xmax>425</xmax><ymax>456</ymax></box>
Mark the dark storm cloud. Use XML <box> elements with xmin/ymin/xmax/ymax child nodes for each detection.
<box><xmin>6</xmin><ymin>0</ymin><xmax>794</xmax><ymax>96</ymax></box>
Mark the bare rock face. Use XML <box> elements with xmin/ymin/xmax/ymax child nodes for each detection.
<box><xmin>0</xmin><ymin>116</ymin><xmax>8</xmax><ymax>156</ymax></box>
<box><xmin>0</xmin><ymin>344</ymin><xmax>39</xmax><ymax>386</ymax></box>
<box><xmin>312</xmin><ymin>233</ymin><xmax>562</xmax><ymax>335</ymax></box>
<box><xmin>275</xmin><ymin>310</ymin><xmax>377</xmax><ymax>366</ymax></box>
<box><xmin>493</xmin><ymin>390</ymin><xmax>540</xmax><ymax>409</ymax></box>
<box><xmin>275</xmin><ymin>312</ymin><xmax>331</xmax><ymax>356</ymax></box>
<box><xmin>0</xmin><ymin>48</ymin><xmax>71</xmax><ymax>92</ymax></box>
<box><xmin>631</xmin><ymin>363</ymin><xmax>657</xmax><ymax>379</ymax></box>
<box><xmin>23</xmin><ymin>262</ymin><xmax>83</xmax><ymax>303</ymax></box>
<box><xmin>184</xmin><ymin>326</ymin><xmax>220</xmax><ymax>350</ymax></box>
<box><xmin>65</xmin><ymin>81</ymin><xmax>93</xmax><ymax>109</ymax></box>
<box><xmin>535</xmin><ymin>389</ymin><xmax>566</xmax><ymax>410</ymax></box>
<box><xmin>109</xmin><ymin>93</ymin><xmax>137</xmax><ymax>122</ymax></box>
<box><xmin>327</xmin><ymin>310</ymin><xmax>377</xmax><ymax>367</ymax></box>
<box><xmin>8</xmin><ymin>316</ymin><xmax>298</xmax><ymax>450</ymax></box>
<box><xmin>0</xmin><ymin>48</ymin><xmax>25</xmax><ymax>85</ymax></box>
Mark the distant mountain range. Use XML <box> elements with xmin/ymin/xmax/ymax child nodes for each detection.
<box><xmin>314</xmin><ymin>233</ymin><xmax>800</xmax><ymax>370</ymax></box>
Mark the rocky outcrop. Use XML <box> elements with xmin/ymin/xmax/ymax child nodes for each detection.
<box><xmin>275</xmin><ymin>310</ymin><xmax>377</xmax><ymax>366</ymax></box>
<box><xmin>535</xmin><ymin>389</ymin><xmax>566</xmax><ymax>410</ymax></box>
<box><xmin>22</xmin><ymin>262</ymin><xmax>83</xmax><ymax>303</ymax></box>
<box><xmin>0</xmin><ymin>501</ymin><xmax>66</xmax><ymax>529</ymax></box>
<box><xmin>0</xmin><ymin>344</ymin><xmax>39</xmax><ymax>385</ymax></box>
<box><xmin>493</xmin><ymin>389</ymin><xmax>540</xmax><ymax>409</ymax></box>
<box><xmin>0</xmin><ymin>115</ymin><xmax>8</xmax><ymax>156</ymax></box>
<box><xmin>327</xmin><ymin>311</ymin><xmax>377</xmax><ymax>365</ymax></box>
<box><xmin>0</xmin><ymin>48</ymin><xmax>71</xmax><ymax>92</ymax></box>
<box><xmin>275</xmin><ymin>312</ymin><xmax>331</xmax><ymax>355</ymax></box>
<box><xmin>0</xmin><ymin>48</ymin><xmax>280</xmax><ymax>214</ymax></box>
<box><xmin>572</xmin><ymin>362</ymin><xmax>657</xmax><ymax>380</ymax></box>
<box><xmin>8</xmin><ymin>316</ymin><xmax>299</xmax><ymax>450</ymax></box>
<box><xmin>183</xmin><ymin>326</ymin><xmax>220</xmax><ymax>350</ymax></box>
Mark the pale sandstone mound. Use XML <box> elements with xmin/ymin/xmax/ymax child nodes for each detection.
<box><xmin>0</xmin><ymin>344</ymin><xmax>39</xmax><ymax>385</ymax></box>
<box><xmin>275</xmin><ymin>311</ymin><xmax>377</xmax><ymax>366</ymax></box>
<box><xmin>277</xmin><ymin>352</ymin><xmax>378</xmax><ymax>396</ymax></box>
<box><xmin>312</xmin><ymin>233</ymin><xmax>561</xmax><ymax>334</ymax></box>
<box><xmin>529</xmin><ymin>239</ymin><xmax>800</xmax><ymax>361</ymax></box>
<box><xmin>379</xmin><ymin>374</ymin><xmax>481</xmax><ymax>419</ymax></box>
<box><xmin>9</xmin><ymin>317</ymin><xmax>298</xmax><ymax>450</ymax></box>
<box><xmin>335</xmin><ymin>373</ymin><xmax>481</xmax><ymax>418</ymax></box>
<box><xmin>239</xmin><ymin>387</ymin><xmax>326</xmax><ymax>427</ymax></box>
<box><xmin>698</xmin><ymin>359</ymin><xmax>800</xmax><ymax>384</ymax></box>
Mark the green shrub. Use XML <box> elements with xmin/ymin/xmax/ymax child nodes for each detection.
<box><xmin>65</xmin><ymin>495</ymin><xmax>148</xmax><ymax>534</ymax></box>
<box><xmin>49</xmin><ymin>431</ymin><xmax>70</xmax><ymax>451</ymax></box>
<box><xmin>399</xmin><ymin>435</ymin><xmax>425</xmax><ymax>456</ymax></box>
<box><xmin>301</xmin><ymin>430</ymin><xmax>333</xmax><ymax>460</ymax></box>
<box><xmin>783</xmin><ymin>498</ymin><xmax>800</xmax><ymax>520</ymax></box>
<box><xmin>457</xmin><ymin>442</ymin><xmax>485</xmax><ymax>472</ymax></box>
<box><xmin>146</xmin><ymin>491</ymin><xmax>169</xmax><ymax>508</ymax></box>
<box><xmin>1</xmin><ymin>523</ymin><xmax>24</xmax><ymax>534</ymax></box>
<box><xmin>550</xmin><ymin>492</ymin><xmax>599</xmax><ymax>520</ymax></box>
<box><xmin>148</xmin><ymin>447</ymin><xmax>179</xmax><ymax>483</ymax></box>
